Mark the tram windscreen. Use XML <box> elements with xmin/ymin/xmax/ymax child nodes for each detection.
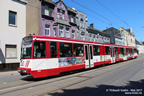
<box><xmin>21</xmin><ymin>36</ymin><xmax>33</xmax><ymax>59</ymax></box>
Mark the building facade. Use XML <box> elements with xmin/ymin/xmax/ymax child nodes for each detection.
<box><xmin>125</xmin><ymin>28</ymin><xmax>136</xmax><ymax>47</ymax></box>
<box><xmin>135</xmin><ymin>39</ymin><xmax>143</xmax><ymax>55</ymax></box>
<box><xmin>0</xmin><ymin>0</ymin><xmax>27</xmax><ymax>70</ymax></box>
<box><xmin>39</xmin><ymin>0</ymin><xmax>77</xmax><ymax>39</ymax></box>
<box><xmin>26</xmin><ymin>0</ymin><xmax>39</xmax><ymax>36</ymax></box>
<box><xmin>103</xmin><ymin>27</ymin><xmax>125</xmax><ymax>45</ymax></box>
<box><xmin>118</xmin><ymin>27</ymin><xmax>136</xmax><ymax>47</ymax></box>
<box><xmin>76</xmin><ymin>10</ymin><xmax>88</xmax><ymax>40</ymax></box>
<box><xmin>87</xmin><ymin>24</ymin><xmax>110</xmax><ymax>43</ymax></box>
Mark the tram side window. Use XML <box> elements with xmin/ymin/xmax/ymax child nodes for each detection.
<box><xmin>60</xmin><ymin>43</ymin><xmax>72</xmax><ymax>57</ymax></box>
<box><xmin>115</xmin><ymin>47</ymin><xmax>118</xmax><ymax>54</ymax></box>
<box><xmin>94</xmin><ymin>45</ymin><xmax>100</xmax><ymax>55</ymax></box>
<box><xmin>50</xmin><ymin>42</ymin><xmax>57</xmax><ymax>57</ymax></box>
<box><xmin>131</xmin><ymin>48</ymin><xmax>134</xmax><ymax>54</ymax></box>
<box><xmin>120</xmin><ymin>48</ymin><xmax>124</xmax><ymax>55</ymax></box>
<box><xmin>105</xmin><ymin>46</ymin><xmax>110</xmax><ymax>55</ymax></box>
<box><xmin>134</xmin><ymin>49</ymin><xmax>137</xmax><ymax>53</ymax></box>
<box><xmin>73</xmin><ymin>44</ymin><xmax>83</xmax><ymax>56</ymax></box>
<box><xmin>33</xmin><ymin>41</ymin><xmax>46</xmax><ymax>58</ymax></box>
<box><xmin>126</xmin><ymin>48</ymin><xmax>129</xmax><ymax>55</ymax></box>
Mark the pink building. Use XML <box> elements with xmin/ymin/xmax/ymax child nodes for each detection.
<box><xmin>39</xmin><ymin>0</ymin><xmax>77</xmax><ymax>39</ymax></box>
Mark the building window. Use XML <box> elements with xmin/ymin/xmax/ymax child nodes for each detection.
<box><xmin>72</xmin><ymin>30</ymin><xmax>75</xmax><ymax>39</ymax></box>
<box><xmin>62</xmin><ymin>10</ymin><xmax>65</xmax><ymax>20</ymax></box>
<box><xmin>66</xmin><ymin>28</ymin><xmax>69</xmax><ymax>38</ymax></box>
<box><xmin>9</xmin><ymin>11</ymin><xmax>17</xmax><ymax>26</ymax></box>
<box><xmin>80</xmin><ymin>18</ymin><xmax>84</xmax><ymax>27</ymax></box>
<box><xmin>71</xmin><ymin>15</ymin><xmax>74</xmax><ymax>22</ymax></box>
<box><xmin>59</xmin><ymin>26</ymin><xmax>63</xmax><ymax>37</ymax></box>
<box><xmin>80</xmin><ymin>37</ymin><xmax>85</xmax><ymax>40</ymax></box>
<box><xmin>54</xmin><ymin>28</ymin><xmax>56</xmax><ymax>37</ymax></box>
<box><xmin>6</xmin><ymin>45</ymin><xmax>17</xmax><ymax>58</ymax></box>
<box><xmin>57</xmin><ymin>9</ymin><xmax>60</xmax><ymax>18</ymax></box>
<box><xmin>45</xmin><ymin>5</ymin><xmax>49</xmax><ymax>16</ymax></box>
<box><xmin>45</xmin><ymin>24</ymin><xmax>50</xmax><ymax>36</ymax></box>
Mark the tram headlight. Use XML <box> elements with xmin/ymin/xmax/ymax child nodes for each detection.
<box><xmin>18</xmin><ymin>69</ymin><xmax>21</xmax><ymax>73</ymax></box>
<box><xmin>23</xmin><ymin>70</ymin><xmax>27</xmax><ymax>74</ymax></box>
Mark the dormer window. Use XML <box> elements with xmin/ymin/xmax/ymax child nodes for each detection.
<box><xmin>45</xmin><ymin>5</ymin><xmax>49</xmax><ymax>16</ymax></box>
<box><xmin>62</xmin><ymin>10</ymin><xmax>65</xmax><ymax>20</ymax></box>
<box><xmin>71</xmin><ymin>15</ymin><xmax>74</xmax><ymax>23</ymax></box>
<box><xmin>57</xmin><ymin>9</ymin><xmax>60</xmax><ymax>18</ymax></box>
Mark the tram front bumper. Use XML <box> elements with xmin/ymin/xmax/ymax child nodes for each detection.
<box><xmin>18</xmin><ymin>68</ymin><xmax>31</xmax><ymax>75</ymax></box>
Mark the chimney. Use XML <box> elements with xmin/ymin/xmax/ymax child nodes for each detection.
<box><xmin>90</xmin><ymin>23</ymin><xmax>93</xmax><ymax>28</ymax></box>
<box><xmin>130</xmin><ymin>28</ymin><xmax>133</xmax><ymax>35</ymax></box>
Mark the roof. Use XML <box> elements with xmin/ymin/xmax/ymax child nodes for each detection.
<box><xmin>87</xmin><ymin>27</ymin><xmax>110</xmax><ymax>36</ymax></box>
<box><xmin>103</xmin><ymin>27</ymin><xmax>119</xmax><ymax>32</ymax></box>
<box><xmin>125</xmin><ymin>28</ymin><xmax>135</xmax><ymax>36</ymax></box>
<box><xmin>67</xmin><ymin>7</ymin><xmax>77</xmax><ymax>13</ymax></box>
<box><xmin>44</xmin><ymin>0</ymin><xmax>55</xmax><ymax>4</ymax></box>
<box><xmin>43</xmin><ymin>0</ymin><xmax>76</xmax><ymax>13</ymax></box>
<box><xmin>125</xmin><ymin>29</ymin><xmax>130</xmax><ymax>33</ymax></box>
<box><xmin>135</xmin><ymin>39</ymin><xmax>143</xmax><ymax>45</ymax></box>
<box><xmin>17</xmin><ymin>0</ymin><xmax>27</xmax><ymax>4</ymax></box>
<box><xmin>54</xmin><ymin>18</ymin><xmax>71</xmax><ymax>26</ymax></box>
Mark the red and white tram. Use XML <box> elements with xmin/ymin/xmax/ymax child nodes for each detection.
<box><xmin>18</xmin><ymin>35</ymin><xmax>138</xmax><ymax>78</ymax></box>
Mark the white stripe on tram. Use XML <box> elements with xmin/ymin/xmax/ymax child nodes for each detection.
<box><xmin>33</xmin><ymin>38</ymin><xmax>102</xmax><ymax>45</ymax></box>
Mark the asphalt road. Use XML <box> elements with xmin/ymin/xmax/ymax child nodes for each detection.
<box><xmin>0</xmin><ymin>55</ymin><xmax>144</xmax><ymax>96</ymax></box>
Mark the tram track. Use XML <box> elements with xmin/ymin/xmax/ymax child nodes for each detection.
<box><xmin>38</xmin><ymin>56</ymin><xmax>144</xmax><ymax>96</ymax></box>
<box><xmin>0</xmin><ymin>55</ymin><xmax>143</xmax><ymax>95</ymax></box>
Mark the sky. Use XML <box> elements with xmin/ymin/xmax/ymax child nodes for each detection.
<box><xmin>54</xmin><ymin>0</ymin><xmax>144</xmax><ymax>42</ymax></box>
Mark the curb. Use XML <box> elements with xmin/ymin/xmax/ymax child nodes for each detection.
<box><xmin>0</xmin><ymin>71</ymin><xmax>19</xmax><ymax>77</ymax></box>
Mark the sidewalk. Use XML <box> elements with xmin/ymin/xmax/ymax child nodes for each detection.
<box><xmin>0</xmin><ymin>70</ymin><xmax>19</xmax><ymax>77</ymax></box>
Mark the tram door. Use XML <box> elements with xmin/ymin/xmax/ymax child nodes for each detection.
<box><xmin>124</xmin><ymin>48</ymin><xmax>127</xmax><ymax>59</ymax></box>
<box><xmin>84</xmin><ymin>45</ymin><xmax>94</xmax><ymax>68</ymax></box>
<box><xmin>111</xmin><ymin>46</ymin><xmax>115</xmax><ymax>63</ymax></box>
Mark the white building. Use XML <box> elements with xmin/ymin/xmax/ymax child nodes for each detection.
<box><xmin>0</xmin><ymin>0</ymin><xmax>27</xmax><ymax>70</ymax></box>
<box><xmin>136</xmin><ymin>45</ymin><xmax>144</xmax><ymax>55</ymax></box>
<box><xmin>135</xmin><ymin>39</ymin><xmax>144</xmax><ymax>55</ymax></box>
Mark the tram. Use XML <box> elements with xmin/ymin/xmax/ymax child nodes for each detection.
<box><xmin>18</xmin><ymin>35</ymin><xmax>138</xmax><ymax>78</ymax></box>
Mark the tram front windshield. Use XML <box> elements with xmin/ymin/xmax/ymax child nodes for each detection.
<box><xmin>21</xmin><ymin>36</ymin><xmax>33</xmax><ymax>59</ymax></box>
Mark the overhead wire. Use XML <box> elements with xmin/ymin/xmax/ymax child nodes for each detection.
<box><xmin>71</xmin><ymin>0</ymin><xmax>121</xmax><ymax>27</ymax></box>
<box><xmin>95</xmin><ymin>0</ymin><xmax>128</xmax><ymax>25</ymax></box>
<box><xmin>26</xmin><ymin>0</ymin><xmax>144</xmax><ymax>41</ymax></box>
<box><xmin>95</xmin><ymin>0</ymin><xmax>144</xmax><ymax>39</ymax></box>
<box><xmin>71</xmin><ymin>0</ymin><xmax>144</xmax><ymax>40</ymax></box>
